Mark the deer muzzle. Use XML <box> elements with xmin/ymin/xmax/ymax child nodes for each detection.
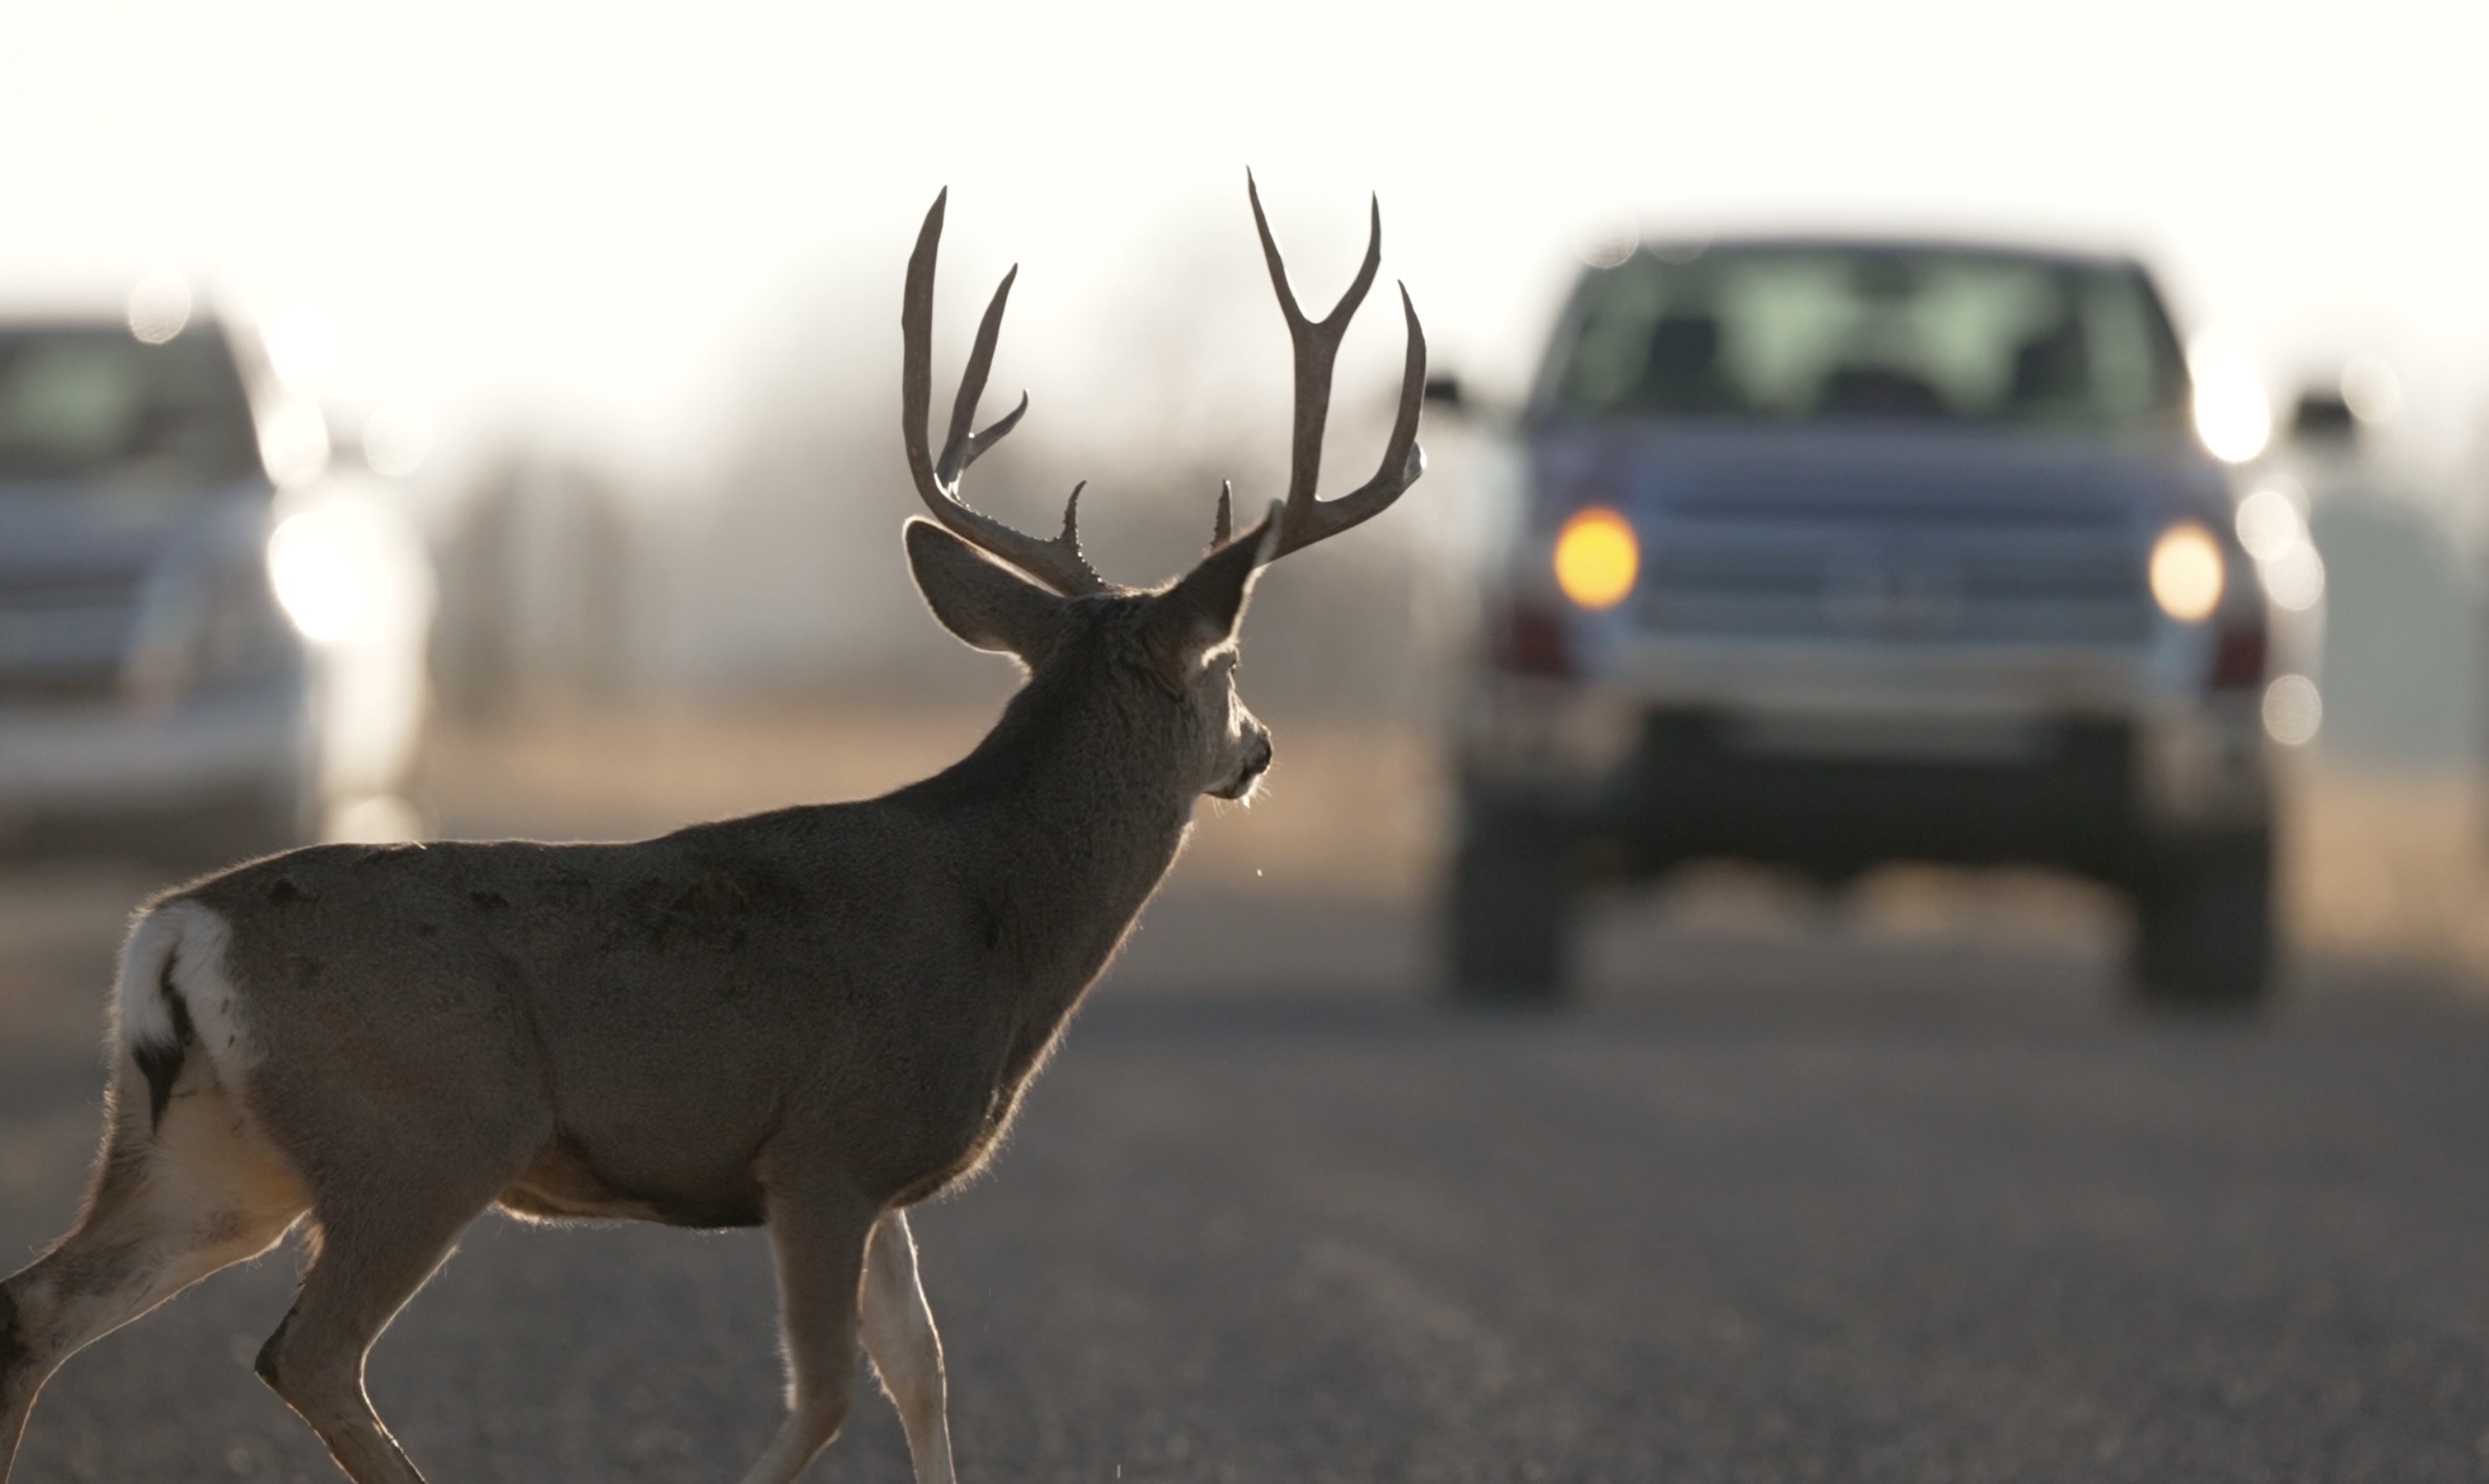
<box><xmin>1213</xmin><ymin>731</ymin><xmax>1274</xmax><ymax>800</ymax></box>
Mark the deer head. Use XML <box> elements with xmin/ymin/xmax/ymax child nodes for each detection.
<box><xmin>898</xmin><ymin>177</ymin><xmax>1428</xmax><ymax>804</ymax></box>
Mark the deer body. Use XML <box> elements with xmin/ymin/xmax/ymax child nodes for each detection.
<box><xmin>0</xmin><ymin>180</ymin><xmax>1423</xmax><ymax>1484</ymax></box>
<box><xmin>188</xmin><ymin>636</ymin><xmax>1203</xmax><ymax>1228</ymax></box>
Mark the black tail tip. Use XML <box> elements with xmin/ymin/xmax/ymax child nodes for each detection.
<box><xmin>0</xmin><ymin>1281</ymin><xmax>24</xmax><ymax>1374</ymax></box>
<box><xmin>134</xmin><ymin>952</ymin><xmax>198</xmax><ymax>1132</ymax></box>
<box><xmin>134</xmin><ymin>1037</ymin><xmax>184</xmax><ymax>1130</ymax></box>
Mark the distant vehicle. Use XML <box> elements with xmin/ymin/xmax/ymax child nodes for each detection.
<box><xmin>0</xmin><ymin>288</ymin><xmax>431</xmax><ymax>860</ymax></box>
<box><xmin>1447</xmin><ymin>238</ymin><xmax>2288</xmax><ymax>1007</ymax></box>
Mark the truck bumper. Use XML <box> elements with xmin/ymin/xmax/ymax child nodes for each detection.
<box><xmin>1459</xmin><ymin>664</ymin><xmax>2271</xmax><ymax>884</ymax></box>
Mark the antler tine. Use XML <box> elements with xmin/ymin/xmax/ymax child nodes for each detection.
<box><xmin>901</xmin><ymin>190</ymin><xmax>1110</xmax><ymax>597</ymax></box>
<box><xmin>1240</xmin><ymin>175</ymin><xmax>1427</xmax><ymax>566</ymax></box>
<box><xmin>1264</xmin><ymin>282</ymin><xmax>1427</xmax><ymax>559</ymax></box>
<box><xmin>1248</xmin><ymin>173</ymin><xmax>1383</xmax><ymax>524</ymax></box>
<box><xmin>935</xmin><ymin>262</ymin><xmax>1026</xmax><ymax>485</ymax></box>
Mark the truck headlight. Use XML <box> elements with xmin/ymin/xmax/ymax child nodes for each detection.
<box><xmin>2148</xmin><ymin>520</ymin><xmax>2225</xmax><ymax>622</ymax></box>
<box><xmin>1553</xmin><ymin>506</ymin><xmax>1639</xmax><ymax>610</ymax></box>
<box><xmin>268</xmin><ymin>497</ymin><xmax>431</xmax><ymax>647</ymax></box>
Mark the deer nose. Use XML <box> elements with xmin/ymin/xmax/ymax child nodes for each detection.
<box><xmin>1214</xmin><ymin>732</ymin><xmax>1274</xmax><ymax>800</ymax></box>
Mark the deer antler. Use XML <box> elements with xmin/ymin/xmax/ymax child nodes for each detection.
<box><xmin>903</xmin><ymin>190</ymin><xmax>1111</xmax><ymax>597</ymax></box>
<box><xmin>1227</xmin><ymin>172</ymin><xmax>1427</xmax><ymax>561</ymax></box>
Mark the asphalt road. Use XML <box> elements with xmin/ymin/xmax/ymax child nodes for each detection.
<box><xmin>4</xmin><ymin>864</ymin><xmax>2487</xmax><ymax>1484</ymax></box>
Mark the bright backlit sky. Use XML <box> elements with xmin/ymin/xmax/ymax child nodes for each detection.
<box><xmin>6</xmin><ymin>0</ymin><xmax>2485</xmax><ymax>488</ymax></box>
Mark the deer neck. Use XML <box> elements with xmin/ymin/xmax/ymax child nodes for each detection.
<box><xmin>913</xmin><ymin>654</ymin><xmax>1197</xmax><ymax>1008</ymax></box>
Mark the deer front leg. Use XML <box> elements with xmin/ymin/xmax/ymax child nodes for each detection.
<box><xmin>739</xmin><ymin>1175</ymin><xmax>878</xmax><ymax>1484</ymax></box>
<box><xmin>861</xmin><ymin>1210</ymin><xmax>956</xmax><ymax>1484</ymax></box>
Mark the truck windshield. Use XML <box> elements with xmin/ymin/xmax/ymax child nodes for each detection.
<box><xmin>0</xmin><ymin>324</ymin><xmax>264</xmax><ymax>487</ymax></box>
<box><xmin>1546</xmin><ymin>246</ymin><xmax>2189</xmax><ymax>434</ymax></box>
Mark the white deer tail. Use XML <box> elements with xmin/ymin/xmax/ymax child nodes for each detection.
<box><xmin>114</xmin><ymin>899</ymin><xmax>243</xmax><ymax>1128</ymax></box>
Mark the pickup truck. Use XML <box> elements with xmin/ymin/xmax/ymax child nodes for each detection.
<box><xmin>1448</xmin><ymin>237</ymin><xmax>2289</xmax><ymax>1007</ymax></box>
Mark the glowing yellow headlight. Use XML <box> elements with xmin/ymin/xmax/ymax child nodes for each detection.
<box><xmin>1553</xmin><ymin>506</ymin><xmax>1639</xmax><ymax>609</ymax></box>
<box><xmin>2148</xmin><ymin>520</ymin><xmax>2225</xmax><ymax>622</ymax></box>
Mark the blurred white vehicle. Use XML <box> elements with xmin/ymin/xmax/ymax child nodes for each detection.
<box><xmin>0</xmin><ymin>287</ymin><xmax>432</xmax><ymax>859</ymax></box>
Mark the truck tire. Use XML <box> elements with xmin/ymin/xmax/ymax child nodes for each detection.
<box><xmin>1445</xmin><ymin>803</ymin><xmax>1575</xmax><ymax>1004</ymax></box>
<box><xmin>2129</xmin><ymin>829</ymin><xmax>2276</xmax><ymax>1010</ymax></box>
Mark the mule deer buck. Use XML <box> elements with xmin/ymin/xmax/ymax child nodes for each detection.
<box><xmin>0</xmin><ymin>177</ymin><xmax>1424</xmax><ymax>1484</ymax></box>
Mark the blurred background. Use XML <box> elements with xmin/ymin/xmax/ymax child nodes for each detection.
<box><xmin>5</xmin><ymin>0</ymin><xmax>2485</xmax><ymax>974</ymax></box>
<box><xmin>5</xmin><ymin>3</ymin><xmax>2489</xmax><ymax>1479</ymax></box>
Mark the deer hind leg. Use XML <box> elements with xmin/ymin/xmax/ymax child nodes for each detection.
<box><xmin>1</xmin><ymin>1069</ymin><xmax>309</xmax><ymax>1481</ymax></box>
<box><xmin>860</xmin><ymin>1210</ymin><xmax>956</xmax><ymax>1484</ymax></box>
<box><xmin>738</xmin><ymin>1175</ymin><xmax>878</xmax><ymax>1484</ymax></box>
<box><xmin>252</xmin><ymin>1152</ymin><xmax>524</xmax><ymax>1484</ymax></box>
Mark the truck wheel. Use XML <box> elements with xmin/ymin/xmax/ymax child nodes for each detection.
<box><xmin>2129</xmin><ymin>830</ymin><xmax>2276</xmax><ymax>1010</ymax></box>
<box><xmin>1445</xmin><ymin>805</ymin><xmax>1575</xmax><ymax>1004</ymax></box>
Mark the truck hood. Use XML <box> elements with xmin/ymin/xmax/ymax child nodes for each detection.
<box><xmin>1529</xmin><ymin>420</ymin><xmax>2231</xmax><ymax>532</ymax></box>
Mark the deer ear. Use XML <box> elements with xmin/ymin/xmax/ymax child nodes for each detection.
<box><xmin>1141</xmin><ymin>504</ymin><xmax>1281</xmax><ymax>690</ymax></box>
<box><xmin>906</xmin><ymin>519</ymin><xmax>1071</xmax><ymax>664</ymax></box>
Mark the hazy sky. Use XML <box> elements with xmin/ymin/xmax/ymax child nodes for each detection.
<box><xmin>5</xmin><ymin>0</ymin><xmax>2484</xmax><ymax>486</ymax></box>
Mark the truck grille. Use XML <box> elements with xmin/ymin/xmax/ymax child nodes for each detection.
<box><xmin>1636</xmin><ymin>523</ymin><xmax>2147</xmax><ymax>644</ymax></box>
<box><xmin>0</xmin><ymin>571</ymin><xmax>144</xmax><ymax>701</ymax></box>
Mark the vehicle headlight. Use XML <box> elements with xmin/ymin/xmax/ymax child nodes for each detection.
<box><xmin>268</xmin><ymin>507</ymin><xmax>367</xmax><ymax>643</ymax></box>
<box><xmin>263</xmin><ymin>491</ymin><xmax>438</xmax><ymax>802</ymax></box>
<box><xmin>2187</xmin><ymin>329</ymin><xmax>2271</xmax><ymax>464</ymax></box>
<box><xmin>2148</xmin><ymin>520</ymin><xmax>2225</xmax><ymax>622</ymax></box>
<box><xmin>268</xmin><ymin>498</ymin><xmax>431</xmax><ymax>647</ymax></box>
<box><xmin>1552</xmin><ymin>506</ymin><xmax>1639</xmax><ymax>610</ymax></box>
